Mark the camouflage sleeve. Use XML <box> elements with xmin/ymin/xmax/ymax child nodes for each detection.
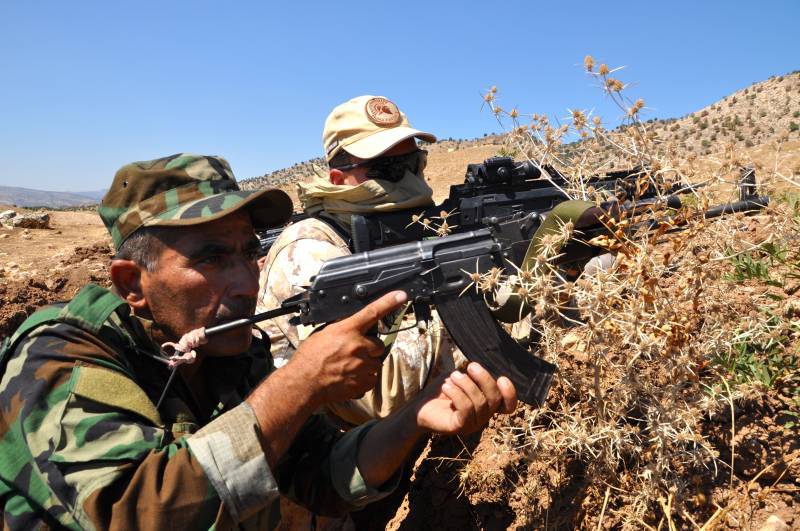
<box><xmin>186</xmin><ymin>402</ymin><xmax>277</xmax><ymax>522</ymax></box>
<box><xmin>274</xmin><ymin>416</ymin><xmax>400</xmax><ymax>515</ymax></box>
<box><xmin>1</xmin><ymin>321</ymin><xmax>401</xmax><ymax>529</ymax></box>
<box><xmin>0</xmin><ymin>324</ymin><xmax>266</xmax><ymax>529</ymax></box>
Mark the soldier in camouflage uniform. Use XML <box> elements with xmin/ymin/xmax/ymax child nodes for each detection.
<box><xmin>258</xmin><ymin>96</ymin><xmax>468</xmax><ymax>426</ymax></box>
<box><xmin>0</xmin><ymin>153</ymin><xmax>517</xmax><ymax>530</ymax></box>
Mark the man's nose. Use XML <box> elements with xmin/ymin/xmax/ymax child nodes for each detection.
<box><xmin>229</xmin><ymin>256</ymin><xmax>260</xmax><ymax>298</ymax></box>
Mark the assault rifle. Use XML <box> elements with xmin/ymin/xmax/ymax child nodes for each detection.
<box><xmin>348</xmin><ymin>158</ymin><xmax>683</xmax><ymax>253</ymax></box>
<box><xmin>257</xmin><ymin>157</ymin><xmax>679</xmax><ymax>257</ymax></box>
<box><xmin>218</xmin><ymin>174</ymin><xmax>768</xmax><ymax>406</ymax></box>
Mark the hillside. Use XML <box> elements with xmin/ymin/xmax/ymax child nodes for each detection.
<box><xmin>6</xmin><ymin>72</ymin><xmax>797</xmax><ymax>210</ymax></box>
<box><xmin>0</xmin><ymin>185</ymin><xmax>103</xmax><ymax>208</ymax></box>
<box><xmin>648</xmin><ymin>71</ymin><xmax>800</xmax><ymax>155</ymax></box>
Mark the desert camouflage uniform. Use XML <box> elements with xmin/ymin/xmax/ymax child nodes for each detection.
<box><xmin>0</xmin><ymin>284</ymin><xmax>397</xmax><ymax>530</ymax></box>
<box><xmin>257</xmin><ymin>217</ymin><xmax>466</xmax><ymax>426</ymax></box>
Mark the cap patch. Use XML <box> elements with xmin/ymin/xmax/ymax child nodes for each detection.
<box><xmin>365</xmin><ymin>97</ymin><xmax>401</xmax><ymax>127</ymax></box>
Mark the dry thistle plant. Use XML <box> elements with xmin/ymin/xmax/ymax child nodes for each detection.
<box><xmin>406</xmin><ymin>208</ymin><xmax>459</xmax><ymax>237</ymax></box>
<box><xmin>457</xmin><ymin>57</ymin><xmax>799</xmax><ymax>529</ymax></box>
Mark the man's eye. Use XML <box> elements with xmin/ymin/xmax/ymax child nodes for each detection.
<box><xmin>200</xmin><ymin>255</ymin><xmax>223</xmax><ymax>265</ymax></box>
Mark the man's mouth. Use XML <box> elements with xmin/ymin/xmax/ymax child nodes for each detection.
<box><xmin>214</xmin><ymin>299</ymin><xmax>257</xmax><ymax>326</ymax></box>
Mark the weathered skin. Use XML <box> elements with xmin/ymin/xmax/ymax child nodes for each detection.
<box><xmin>0</xmin><ymin>287</ymin><xmax>396</xmax><ymax>530</ymax></box>
<box><xmin>257</xmin><ymin>217</ymin><xmax>467</xmax><ymax>426</ymax></box>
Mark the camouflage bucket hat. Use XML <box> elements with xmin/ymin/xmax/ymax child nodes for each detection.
<box><xmin>99</xmin><ymin>153</ymin><xmax>293</xmax><ymax>249</ymax></box>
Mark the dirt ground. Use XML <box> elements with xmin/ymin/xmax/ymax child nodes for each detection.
<box><xmin>0</xmin><ymin>207</ymin><xmax>112</xmax><ymax>337</ymax></box>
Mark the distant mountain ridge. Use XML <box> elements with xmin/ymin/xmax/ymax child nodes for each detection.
<box><xmin>72</xmin><ymin>189</ymin><xmax>106</xmax><ymax>201</ymax></box>
<box><xmin>0</xmin><ymin>186</ymin><xmax>105</xmax><ymax>208</ymax></box>
<box><xmin>5</xmin><ymin>71</ymin><xmax>798</xmax><ymax>207</ymax></box>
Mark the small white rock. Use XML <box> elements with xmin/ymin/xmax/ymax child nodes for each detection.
<box><xmin>758</xmin><ymin>515</ymin><xmax>789</xmax><ymax>531</ymax></box>
<box><xmin>561</xmin><ymin>332</ymin><xmax>581</xmax><ymax>349</ymax></box>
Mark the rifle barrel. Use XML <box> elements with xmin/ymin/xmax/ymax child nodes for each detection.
<box><xmin>703</xmin><ymin>196</ymin><xmax>769</xmax><ymax>219</ymax></box>
<box><xmin>204</xmin><ymin>305</ymin><xmax>300</xmax><ymax>338</ymax></box>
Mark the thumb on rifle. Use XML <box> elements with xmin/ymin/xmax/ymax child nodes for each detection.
<box><xmin>345</xmin><ymin>291</ymin><xmax>408</xmax><ymax>334</ymax></box>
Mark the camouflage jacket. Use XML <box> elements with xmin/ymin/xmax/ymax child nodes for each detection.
<box><xmin>0</xmin><ymin>285</ymin><xmax>396</xmax><ymax>530</ymax></box>
<box><xmin>257</xmin><ymin>217</ymin><xmax>465</xmax><ymax>426</ymax></box>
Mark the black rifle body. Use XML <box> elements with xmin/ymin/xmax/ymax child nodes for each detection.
<box><xmin>348</xmin><ymin>162</ymin><xmax>668</xmax><ymax>253</ymax></box>
<box><xmin>258</xmin><ymin>158</ymin><xmax>665</xmax><ymax>256</ymax></box>
<box><xmin>277</xmin><ymin>226</ymin><xmax>557</xmax><ymax>407</ymax></box>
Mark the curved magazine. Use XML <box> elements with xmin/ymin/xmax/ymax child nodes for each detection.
<box><xmin>436</xmin><ymin>289</ymin><xmax>556</xmax><ymax>407</ymax></box>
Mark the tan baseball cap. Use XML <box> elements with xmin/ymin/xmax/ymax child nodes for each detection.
<box><xmin>322</xmin><ymin>95</ymin><xmax>437</xmax><ymax>162</ymax></box>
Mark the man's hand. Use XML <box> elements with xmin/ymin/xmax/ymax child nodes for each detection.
<box><xmin>356</xmin><ymin>362</ymin><xmax>516</xmax><ymax>488</ymax></box>
<box><xmin>247</xmin><ymin>290</ymin><xmax>408</xmax><ymax>467</ymax></box>
<box><xmin>416</xmin><ymin>362</ymin><xmax>517</xmax><ymax>436</ymax></box>
<box><xmin>287</xmin><ymin>290</ymin><xmax>408</xmax><ymax>407</ymax></box>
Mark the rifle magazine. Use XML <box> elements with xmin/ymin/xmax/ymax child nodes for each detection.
<box><xmin>436</xmin><ymin>290</ymin><xmax>556</xmax><ymax>407</ymax></box>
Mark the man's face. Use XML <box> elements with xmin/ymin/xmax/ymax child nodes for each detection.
<box><xmin>140</xmin><ymin>210</ymin><xmax>261</xmax><ymax>357</ymax></box>
<box><xmin>330</xmin><ymin>138</ymin><xmax>422</xmax><ymax>186</ymax></box>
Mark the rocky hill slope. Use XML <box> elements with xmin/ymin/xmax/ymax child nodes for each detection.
<box><xmin>647</xmin><ymin>71</ymin><xmax>800</xmax><ymax>155</ymax></box>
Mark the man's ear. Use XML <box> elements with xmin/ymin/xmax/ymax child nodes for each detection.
<box><xmin>329</xmin><ymin>168</ymin><xmax>346</xmax><ymax>185</ymax></box>
<box><xmin>110</xmin><ymin>259</ymin><xmax>148</xmax><ymax>311</ymax></box>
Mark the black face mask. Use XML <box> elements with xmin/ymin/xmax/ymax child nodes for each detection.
<box><xmin>332</xmin><ymin>149</ymin><xmax>428</xmax><ymax>183</ymax></box>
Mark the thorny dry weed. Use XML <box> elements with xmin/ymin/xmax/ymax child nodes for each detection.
<box><xmin>406</xmin><ymin>208</ymin><xmax>460</xmax><ymax>237</ymax></box>
<box><xmin>453</xmin><ymin>57</ymin><xmax>800</xmax><ymax>529</ymax></box>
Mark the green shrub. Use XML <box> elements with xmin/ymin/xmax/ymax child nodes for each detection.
<box><xmin>714</xmin><ymin>320</ymin><xmax>799</xmax><ymax>388</ymax></box>
<box><xmin>718</xmin><ymin>236</ymin><xmax>800</xmax><ymax>390</ymax></box>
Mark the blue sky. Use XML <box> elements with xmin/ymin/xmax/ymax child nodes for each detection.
<box><xmin>0</xmin><ymin>0</ymin><xmax>797</xmax><ymax>191</ymax></box>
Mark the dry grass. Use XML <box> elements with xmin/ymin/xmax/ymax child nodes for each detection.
<box><xmin>455</xmin><ymin>57</ymin><xmax>800</xmax><ymax>529</ymax></box>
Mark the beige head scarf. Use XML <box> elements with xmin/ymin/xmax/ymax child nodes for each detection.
<box><xmin>297</xmin><ymin>170</ymin><xmax>434</xmax><ymax>225</ymax></box>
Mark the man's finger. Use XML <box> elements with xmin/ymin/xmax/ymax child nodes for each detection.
<box><xmin>450</xmin><ymin>370</ymin><xmax>488</xmax><ymax>421</ymax></box>
<box><xmin>465</xmin><ymin>363</ymin><xmax>501</xmax><ymax>409</ymax></box>
<box><xmin>497</xmin><ymin>376</ymin><xmax>518</xmax><ymax>413</ymax></box>
<box><xmin>361</xmin><ymin>334</ymin><xmax>386</xmax><ymax>358</ymax></box>
<box><xmin>345</xmin><ymin>291</ymin><xmax>408</xmax><ymax>333</ymax></box>
<box><xmin>442</xmin><ymin>376</ymin><xmax>476</xmax><ymax>428</ymax></box>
